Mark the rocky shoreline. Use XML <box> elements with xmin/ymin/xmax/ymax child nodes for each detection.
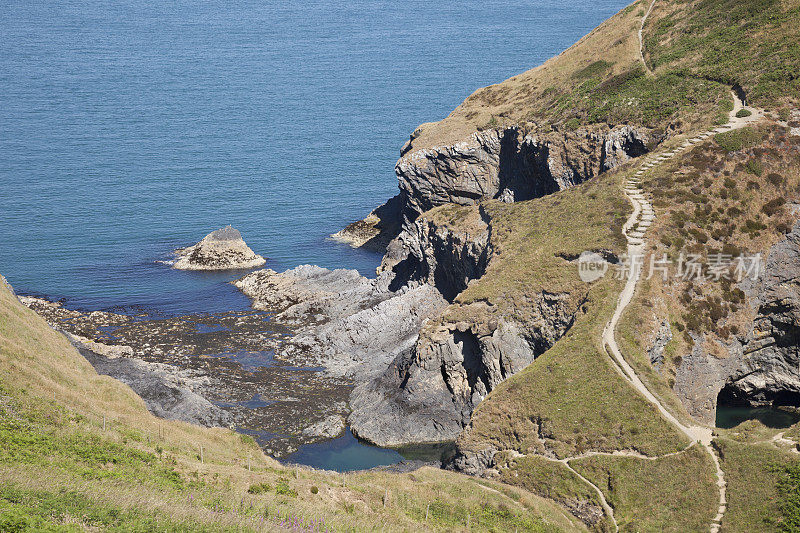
<box><xmin>232</xmin><ymin>132</ymin><xmax>650</xmax><ymax>448</ymax></box>
<box><xmin>19</xmin><ymin>295</ymin><xmax>350</xmax><ymax>457</ymax></box>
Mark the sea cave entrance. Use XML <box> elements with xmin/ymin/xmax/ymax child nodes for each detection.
<box><xmin>715</xmin><ymin>384</ymin><xmax>800</xmax><ymax>429</ymax></box>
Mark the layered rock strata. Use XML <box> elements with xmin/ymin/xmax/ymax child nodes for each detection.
<box><xmin>342</xmin><ymin>125</ymin><xmax>650</xmax><ymax>239</ymax></box>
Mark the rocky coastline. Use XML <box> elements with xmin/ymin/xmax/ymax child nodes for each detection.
<box><xmin>18</xmin><ymin>117</ymin><xmax>796</xmax><ymax>469</ymax></box>
<box><xmin>18</xmin><ymin>295</ymin><xmax>350</xmax><ymax>457</ymax></box>
<box><xmin>233</xmin><ymin>124</ymin><xmax>653</xmax><ymax>448</ymax></box>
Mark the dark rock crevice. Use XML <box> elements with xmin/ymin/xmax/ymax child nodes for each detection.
<box><xmin>394</xmin><ymin>125</ymin><xmax>652</xmax><ymax>227</ymax></box>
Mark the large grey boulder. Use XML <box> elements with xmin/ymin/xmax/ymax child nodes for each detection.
<box><xmin>173</xmin><ymin>226</ymin><xmax>266</xmax><ymax>270</ymax></box>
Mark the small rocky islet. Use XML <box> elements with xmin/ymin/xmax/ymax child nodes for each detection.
<box><xmin>173</xmin><ymin>225</ymin><xmax>266</xmax><ymax>271</ymax></box>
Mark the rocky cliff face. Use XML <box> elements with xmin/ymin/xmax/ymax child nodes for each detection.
<box><xmin>379</xmin><ymin>206</ymin><xmax>493</xmax><ymax>301</ymax></box>
<box><xmin>348</xmin><ymin>290</ymin><xmax>581</xmax><ymax>446</ymax></box>
<box><xmin>674</xmin><ymin>221</ymin><xmax>800</xmax><ymax>423</ymax></box>
<box><xmin>394</xmin><ymin>125</ymin><xmax>650</xmax><ymax>225</ymax></box>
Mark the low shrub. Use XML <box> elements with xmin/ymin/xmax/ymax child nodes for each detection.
<box><xmin>735</xmin><ymin>109</ymin><xmax>752</xmax><ymax>118</ymax></box>
<box><xmin>762</xmin><ymin>197</ymin><xmax>786</xmax><ymax>216</ymax></box>
<box><xmin>745</xmin><ymin>158</ymin><xmax>764</xmax><ymax>176</ymax></box>
<box><xmin>275</xmin><ymin>478</ymin><xmax>297</xmax><ymax>497</ymax></box>
<box><xmin>247</xmin><ymin>482</ymin><xmax>271</xmax><ymax>495</ymax></box>
<box><xmin>714</xmin><ymin>127</ymin><xmax>764</xmax><ymax>152</ymax></box>
<box><xmin>767</xmin><ymin>173</ymin><xmax>784</xmax><ymax>186</ymax></box>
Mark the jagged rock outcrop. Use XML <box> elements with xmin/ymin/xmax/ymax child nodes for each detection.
<box><xmin>331</xmin><ymin>194</ymin><xmax>404</xmax><ymax>251</ymax></box>
<box><xmin>380</xmin><ymin>206</ymin><xmax>492</xmax><ymax>301</ymax></box>
<box><xmin>648</xmin><ymin>319</ymin><xmax>673</xmax><ymax>371</ymax></box>
<box><xmin>174</xmin><ymin>226</ymin><xmax>266</xmax><ymax>270</ymax></box>
<box><xmin>348</xmin><ymin>318</ymin><xmax>537</xmax><ymax>446</ymax></box>
<box><xmin>394</xmin><ymin>125</ymin><xmax>649</xmax><ymax>225</ymax></box>
<box><xmin>674</xmin><ymin>220</ymin><xmax>800</xmax><ymax>423</ymax></box>
<box><xmin>235</xmin><ymin>265</ymin><xmax>448</xmax><ymax>378</ymax></box>
<box><xmin>337</xmin><ymin>125</ymin><xmax>651</xmax><ymax>248</ymax></box>
<box><xmin>349</xmin><ymin>288</ymin><xmax>582</xmax><ymax>447</ymax></box>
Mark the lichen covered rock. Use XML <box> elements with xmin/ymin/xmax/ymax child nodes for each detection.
<box><xmin>173</xmin><ymin>226</ymin><xmax>266</xmax><ymax>271</ymax></box>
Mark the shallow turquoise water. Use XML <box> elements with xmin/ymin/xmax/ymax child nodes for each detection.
<box><xmin>0</xmin><ymin>0</ymin><xmax>631</xmax><ymax>468</ymax></box>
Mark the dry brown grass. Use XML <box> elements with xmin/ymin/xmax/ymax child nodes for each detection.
<box><xmin>406</xmin><ymin>1</ymin><xmax>645</xmax><ymax>151</ymax></box>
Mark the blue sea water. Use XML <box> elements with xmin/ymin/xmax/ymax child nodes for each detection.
<box><xmin>0</xmin><ymin>0</ymin><xmax>630</xmax><ymax>314</ymax></box>
<box><xmin>1</xmin><ymin>0</ymin><xmax>631</xmax><ymax>470</ymax></box>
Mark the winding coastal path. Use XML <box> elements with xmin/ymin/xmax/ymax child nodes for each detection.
<box><xmin>639</xmin><ymin>0</ymin><xmax>658</xmax><ymax>76</ymax></box>
<box><xmin>602</xmin><ymin>91</ymin><xmax>760</xmax><ymax>532</ymax></box>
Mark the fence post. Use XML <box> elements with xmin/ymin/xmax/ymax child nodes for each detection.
<box><xmin>102</xmin><ymin>415</ymin><xmax>106</xmax><ymax>431</ymax></box>
<box><xmin>425</xmin><ymin>503</ymin><xmax>429</xmax><ymax>521</ymax></box>
<box><xmin>200</xmin><ymin>445</ymin><xmax>204</xmax><ymax>464</ymax></box>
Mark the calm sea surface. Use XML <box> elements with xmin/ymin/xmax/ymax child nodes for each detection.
<box><xmin>2</xmin><ymin>0</ymin><xmax>631</xmax><ymax>469</ymax></box>
<box><xmin>1</xmin><ymin>0</ymin><xmax>630</xmax><ymax>314</ymax></box>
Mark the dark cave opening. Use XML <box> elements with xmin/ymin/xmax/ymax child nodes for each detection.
<box><xmin>716</xmin><ymin>384</ymin><xmax>800</xmax><ymax>429</ymax></box>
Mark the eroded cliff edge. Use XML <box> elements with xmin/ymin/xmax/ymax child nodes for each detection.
<box><xmin>237</xmin><ymin>125</ymin><xmax>635</xmax><ymax>446</ymax></box>
<box><xmin>335</xmin><ymin>125</ymin><xmax>651</xmax><ymax>249</ymax></box>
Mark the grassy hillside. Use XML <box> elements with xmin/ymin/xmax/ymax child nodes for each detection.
<box><xmin>0</xmin><ymin>277</ymin><xmax>587</xmax><ymax>532</ymax></box>
<box><xmin>644</xmin><ymin>0</ymin><xmax>800</xmax><ymax>109</ymax></box>
<box><xmin>405</xmin><ymin>0</ymin><xmax>798</xmax><ymax>155</ymax></box>
<box><xmin>444</xmin><ymin>121</ymin><xmax>800</xmax><ymax>528</ymax></box>
<box><xmin>616</xmin><ymin>122</ymin><xmax>800</xmax><ymax>399</ymax></box>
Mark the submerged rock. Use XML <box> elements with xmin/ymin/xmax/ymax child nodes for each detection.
<box><xmin>173</xmin><ymin>226</ymin><xmax>266</xmax><ymax>271</ymax></box>
<box><xmin>302</xmin><ymin>414</ymin><xmax>346</xmax><ymax>439</ymax></box>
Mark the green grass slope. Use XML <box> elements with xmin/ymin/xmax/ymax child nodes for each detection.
<box><xmin>407</xmin><ymin>0</ymin><xmax>798</xmax><ymax>155</ymax></box>
<box><xmin>644</xmin><ymin>0</ymin><xmax>800</xmax><ymax>110</ymax></box>
<box><xmin>0</xmin><ymin>278</ymin><xmax>585</xmax><ymax>532</ymax></box>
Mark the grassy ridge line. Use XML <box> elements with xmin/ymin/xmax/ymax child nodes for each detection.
<box><xmin>455</xmin><ymin>169</ymin><xmax>690</xmax><ymax>462</ymax></box>
<box><xmin>405</xmin><ymin>0</ymin><xmax>737</xmax><ymax>154</ymax></box>
<box><xmin>0</xmin><ymin>278</ymin><xmax>584</xmax><ymax>532</ymax></box>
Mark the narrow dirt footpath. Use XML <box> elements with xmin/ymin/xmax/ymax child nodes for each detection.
<box><xmin>639</xmin><ymin>0</ymin><xmax>658</xmax><ymax>76</ymax></box>
<box><xmin>603</xmin><ymin>91</ymin><xmax>760</xmax><ymax>532</ymax></box>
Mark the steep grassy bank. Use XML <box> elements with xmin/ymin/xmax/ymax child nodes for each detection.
<box><xmin>0</xmin><ymin>278</ymin><xmax>585</xmax><ymax>532</ymax></box>
<box><xmin>643</xmin><ymin>0</ymin><xmax>800</xmax><ymax>110</ymax></box>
